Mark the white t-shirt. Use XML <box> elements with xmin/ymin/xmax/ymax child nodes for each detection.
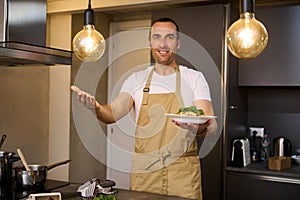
<box><xmin>120</xmin><ymin>65</ymin><xmax>211</xmax><ymax>120</ymax></box>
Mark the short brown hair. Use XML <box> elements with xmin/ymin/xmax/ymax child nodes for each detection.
<box><xmin>149</xmin><ymin>17</ymin><xmax>180</xmax><ymax>39</ymax></box>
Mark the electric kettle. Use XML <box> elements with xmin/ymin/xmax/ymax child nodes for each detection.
<box><xmin>273</xmin><ymin>136</ymin><xmax>292</xmax><ymax>157</ymax></box>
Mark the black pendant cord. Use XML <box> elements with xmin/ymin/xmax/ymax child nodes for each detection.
<box><xmin>240</xmin><ymin>0</ymin><xmax>255</xmax><ymax>13</ymax></box>
<box><xmin>84</xmin><ymin>0</ymin><xmax>95</xmax><ymax>25</ymax></box>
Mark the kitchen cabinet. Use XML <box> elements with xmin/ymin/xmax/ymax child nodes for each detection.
<box><xmin>225</xmin><ymin>2</ymin><xmax>300</xmax><ymax>200</ymax></box>
<box><xmin>226</xmin><ymin>170</ymin><xmax>300</xmax><ymax>200</ymax></box>
<box><xmin>238</xmin><ymin>4</ymin><xmax>300</xmax><ymax>86</ymax></box>
<box><xmin>226</xmin><ymin>66</ymin><xmax>300</xmax><ymax>199</ymax></box>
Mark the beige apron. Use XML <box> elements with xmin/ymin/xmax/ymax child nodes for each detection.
<box><xmin>130</xmin><ymin>66</ymin><xmax>202</xmax><ymax>200</ymax></box>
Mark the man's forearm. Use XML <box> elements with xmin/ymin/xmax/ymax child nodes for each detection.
<box><xmin>95</xmin><ymin>103</ymin><xmax>116</xmax><ymax>124</ymax></box>
<box><xmin>206</xmin><ymin>119</ymin><xmax>218</xmax><ymax>137</ymax></box>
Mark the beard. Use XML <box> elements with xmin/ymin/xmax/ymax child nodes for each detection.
<box><xmin>151</xmin><ymin>48</ymin><xmax>176</xmax><ymax>65</ymax></box>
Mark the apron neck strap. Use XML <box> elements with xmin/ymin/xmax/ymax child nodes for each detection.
<box><xmin>142</xmin><ymin>65</ymin><xmax>183</xmax><ymax>105</ymax></box>
<box><xmin>175</xmin><ymin>65</ymin><xmax>184</xmax><ymax>106</ymax></box>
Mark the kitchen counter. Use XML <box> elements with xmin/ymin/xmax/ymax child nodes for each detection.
<box><xmin>227</xmin><ymin>161</ymin><xmax>300</xmax><ymax>183</ymax></box>
<box><xmin>226</xmin><ymin>161</ymin><xmax>300</xmax><ymax>200</ymax></box>
<box><xmin>52</xmin><ymin>183</ymin><xmax>193</xmax><ymax>200</ymax></box>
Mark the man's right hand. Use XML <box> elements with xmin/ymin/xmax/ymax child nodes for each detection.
<box><xmin>71</xmin><ymin>85</ymin><xmax>133</xmax><ymax>124</ymax></box>
<box><xmin>71</xmin><ymin>85</ymin><xmax>100</xmax><ymax>111</ymax></box>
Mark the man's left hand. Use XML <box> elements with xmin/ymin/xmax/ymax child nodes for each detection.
<box><xmin>172</xmin><ymin>119</ymin><xmax>212</xmax><ymax>138</ymax></box>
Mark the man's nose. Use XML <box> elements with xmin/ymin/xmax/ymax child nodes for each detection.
<box><xmin>158</xmin><ymin>38</ymin><xmax>168</xmax><ymax>47</ymax></box>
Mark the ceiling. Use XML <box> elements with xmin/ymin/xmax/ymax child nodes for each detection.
<box><xmin>228</xmin><ymin>0</ymin><xmax>300</xmax><ymax>7</ymax></box>
<box><xmin>98</xmin><ymin>0</ymin><xmax>300</xmax><ymax>16</ymax></box>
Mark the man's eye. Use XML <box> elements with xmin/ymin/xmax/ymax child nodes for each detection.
<box><xmin>167</xmin><ymin>35</ymin><xmax>175</xmax><ymax>40</ymax></box>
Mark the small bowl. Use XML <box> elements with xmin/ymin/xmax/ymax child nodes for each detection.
<box><xmin>291</xmin><ymin>155</ymin><xmax>300</xmax><ymax>165</ymax></box>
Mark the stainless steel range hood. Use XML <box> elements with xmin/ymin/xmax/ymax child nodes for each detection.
<box><xmin>0</xmin><ymin>41</ymin><xmax>72</xmax><ymax>66</ymax></box>
<box><xmin>0</xmin><ymin>0</ymin><xmax>71</xmax><ymax>66</ymax></box>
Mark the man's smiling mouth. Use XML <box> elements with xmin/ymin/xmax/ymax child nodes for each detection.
<box><xmin>157</xmin><ymin>49</ymin><xmax>170</xmax><ymax>55</ymax></box>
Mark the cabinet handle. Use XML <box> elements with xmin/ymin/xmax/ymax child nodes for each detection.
<box><xmin>257</xmin><ymin>175</ymin><xmax>300</xmax><ymax>185</ymax></box>
<box><xmin>229</xmin><ymin>105</ymin><xmax>239</xmax><ymax>110</ymax></box>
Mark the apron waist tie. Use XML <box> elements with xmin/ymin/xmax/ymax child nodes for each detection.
<box><xmin>135</xmin><ymin>151</ymin><xmax>198</xmax><ymax>170</ymax></box>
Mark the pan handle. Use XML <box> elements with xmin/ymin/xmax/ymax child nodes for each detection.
<box><xmin>47</xmin><ymin>159</ymin><xmax>71</xmax><ymax>171</ymax></box>
<box><xmin>0</xmin><ymin>134</ymin><xmax>7</xmax><ymax>149</ymax></box>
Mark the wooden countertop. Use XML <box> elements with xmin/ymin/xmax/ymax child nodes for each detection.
<box><xmin>52</xmin><ymin>183</ymin><xmax>193</xmax><ymax>200</ymax></box>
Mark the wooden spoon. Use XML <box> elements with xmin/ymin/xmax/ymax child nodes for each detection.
<box><xmin>17</xmin><ymin>148</ymin><xmax>31</xmax><ymax>172</ymax></box>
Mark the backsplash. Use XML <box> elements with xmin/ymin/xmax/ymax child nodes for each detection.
<box><xmin>247</xmin><ymin>87</ymin><xmax>300</xmax><ymax>154</ymax></box>
<box><xmin>0</xmin><ymin>66</ymin><xmax>50</xmax><ymax>164</ymax></box>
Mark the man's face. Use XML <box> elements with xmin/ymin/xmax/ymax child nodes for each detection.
<box><xmin>149</xmin><ymin>22</ymin><xmax>180</xmax><ymax>65</ymax></box>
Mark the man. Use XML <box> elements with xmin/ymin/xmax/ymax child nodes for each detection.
<box><xmin>71</xmin><ymin>17</ymin><xmax>217</xmax><ymax>200</ymax></box>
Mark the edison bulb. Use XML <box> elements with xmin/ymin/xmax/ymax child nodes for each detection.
<box><xmin>73</xmin><ymin>25</ymin><xmax>105</xmax><ymax>62</ymax></box>
<box><xmin>227</xmin><ymin>12</ymin><xmax>268</xmax><ymax>59</ymax></box>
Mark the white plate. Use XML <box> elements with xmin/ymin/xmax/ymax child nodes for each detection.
<box><xmin>165</xmin><ymin>114</ymin><xmax>217</xmax><ymax>124</ymax></box>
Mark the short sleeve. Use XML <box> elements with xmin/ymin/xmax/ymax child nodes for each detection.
<box><xmin>193</xmin><ymin>72</ymin><xmax>212</xmax><ymax>102</ymax></box>
<box><xmin>120</xmin><ymin>73</ymin><xmax>137</xmax><ymax>96</ymax></box>
<box><xmin>119</xmin><ymin>67</ymin><xmax>151</xmax><ymax>98</ymax></box>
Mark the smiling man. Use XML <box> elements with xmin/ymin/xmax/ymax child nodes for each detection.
<box><xmin>71</xmin><ymin>17</ymin><xmax>217</xmax><ymax>200</ymax></box>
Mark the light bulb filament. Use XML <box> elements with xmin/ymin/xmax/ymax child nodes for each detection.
<box><xmin>239</xmin><ymin>27</ymin><xmax>254</xmax><ymax>48</ymax></box>
<box><xmin>81</xmin><ymin>36</ymin><xmax>96</xmax><ymax>53</ymax></box>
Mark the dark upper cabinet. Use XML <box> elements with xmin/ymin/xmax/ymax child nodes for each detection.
<box><xmin>238</xmin><ymin>5</ymin><xmax>300</xmax><ymax>86</ymax></box>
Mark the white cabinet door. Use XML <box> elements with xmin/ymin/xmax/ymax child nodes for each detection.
<box><xmin>107</xmin><ymin>19</ymin><xmax>150</xmax><ymax>189</ymax></box>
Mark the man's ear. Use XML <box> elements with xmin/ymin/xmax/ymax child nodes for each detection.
<box><xmin>177</xmin><ymin>40</ymin><xmax>181</xmax><ymax>49</ymax></box>
<box><xmin>148</xmin><ymin>41</ymin><xmax>152</xmax><ymax>49</ymax></box>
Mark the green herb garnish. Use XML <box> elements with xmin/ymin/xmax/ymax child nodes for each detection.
<box><xmin>176</xmin><ymin>106</ymin><xmax>205</xmax><ymax>116</ymax></box>
<box><xmin>93</xmin><ymin>194</ymin><xmax>117</xmax><ymax>200</ymax></box>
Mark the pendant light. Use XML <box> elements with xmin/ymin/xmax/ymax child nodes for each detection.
<box><xmin>226</xmin><ymin>0</ymin><xmax>268</xmax><ymax>59</ymax></box>
<box><xmin>73</xmin><ymin>0</ymin><xmax>105</xmax><ymax>62</ymax></box>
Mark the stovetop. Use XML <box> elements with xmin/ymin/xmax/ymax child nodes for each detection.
<box><xmin>15</xmin><ymin>179</ymin><xmax>70</xmax><ymax>200</ymax></box>
<box><xmin>44</xmin><ymin>180</ymin><xmax>70</xmax><ymax>191</ymax></box>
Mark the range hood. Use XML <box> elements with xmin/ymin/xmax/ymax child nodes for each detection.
<box><xmin>0</xmin><ymin>0</ymin><xmax>71</xmax><ymax>66</ymax></box>
<box><xmin>0</xmin><ymin>41</ymin><xmax>72</xmax><ymax>66</ymax></box>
